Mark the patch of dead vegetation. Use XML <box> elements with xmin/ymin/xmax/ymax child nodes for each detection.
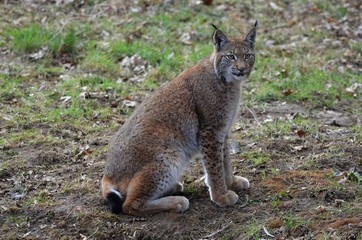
<box><xmin>259</xmin><ymin>169</ymin><xmax>333</xmax><ymax>193</ymax></box>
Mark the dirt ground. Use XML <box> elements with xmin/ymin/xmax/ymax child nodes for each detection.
<box><xmin>2</xmin><ymin>101</ymin><xmax>362</xmax><ymax>239</ymax></box>
<box><xmin>1</xmin><ymin>1</ymin><xmax>362</xmax><ymax>239</ymax></box>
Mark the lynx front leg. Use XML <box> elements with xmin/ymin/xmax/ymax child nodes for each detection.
<box><xmin>224</xmin><ymin>138</ymin><xmax>250</xmax><ymax>191</ymax></box>
<box><xmin>200</xmin><ymin>131</ymin><xmax>238</xmax><ymax>207</ymax></box>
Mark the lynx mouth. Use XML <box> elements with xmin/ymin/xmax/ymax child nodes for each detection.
<box><xmin>232</xmin><ymin>71</ymin><xmax>245</xmax><ymax>77</ymax></box>
<box><xmin>231</xmin><ymin>68</ymin><xmax>246</xmax><ymax>77</ymax></box>
<box><xmin>232</xmin><ymin>72</ymin><xmax>242</xmax><ymax>77</ymax></box>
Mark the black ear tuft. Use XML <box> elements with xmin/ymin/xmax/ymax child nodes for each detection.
<box><xmin>211</xmin><ymin>23</ymin><xmax>218</xmax><ymax>30</ymax></box>
<box><xmin>213</xmin><ymin>28</ymin><xmax>229</xmax><ymax>52</ymax></box>
<box><xmin>244</xmin><ymin>22</ymin><xmax>257</xmax><ymax>49</ymax></box>
<box><xmin>254</xmin><ymin>20</ymin><xmax>258</xmax><ymax>28</ymax></box>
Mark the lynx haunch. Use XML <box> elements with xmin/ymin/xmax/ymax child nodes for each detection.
<box><xmin>102</xmin><ymin>22</ymin><xmax>257</xmax><ymax>216</ymax></box>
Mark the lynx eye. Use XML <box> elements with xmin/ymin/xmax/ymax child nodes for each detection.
<box><xmin>244</xmin><ymin>53</ymin><xmax>253</xmax><ymax>60</ymax></box>
<box><xmin>226</xmin><ymin>55</ymin><xmax>236</xmax><ymax>60</ymax></box>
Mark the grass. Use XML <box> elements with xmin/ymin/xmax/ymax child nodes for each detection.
<box><xmin>251</xmin><ymin>60</ymin><xmax>362</xmax><ymax>107</ymax></box>
<box><xmin>7</xmin><ymin>24</ymin><xmax>48</xmax><ymax>53</ymax></box>
<box><xmin>240</xmin><ymin>151</ymin><xmax>270</xmax><ymax>166</ymax></box>
<box><xmin>283</xmin><ymin>214</ymin><xmax>304</xmax><ymax>233</ymax></box>
<box><xmin>244</xmin><ymin>220</ymin><xmax>263</xmax><ymax>239</ymax></box>
<box><xmin>6</xmin><ymin>24</ymin><xmax>82</xmax><ymax>56</ymax></box>
<box><xmin>82</xmin><ymin>51</ymin><xmax>119</xmax><ymax>74</ymax></box>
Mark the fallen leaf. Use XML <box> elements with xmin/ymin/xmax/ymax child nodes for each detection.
<box><xmin>110</xmin><ymin>101</ymin><xmax>119</xmax><ymax>108</ymax></box>
<box><xmin>246</xmin><ymin>142</ymin><xmax>256</xmax><ymax>148</ymax></box>
<box><xmin>296</xmin><ymin>130</ymin><xmax>305</xmax><ymax>137</ymax></box>
<box><xmin>179</xmin><ymin>32</ymin><xmax>192</xmax><ymax>45</ymax></box>
<box><xmin>60</xmin><ymin>96</ymin><xmax>72</xmax><ymax>102</ymax></box>
<box><xmin>326</xmin><ymin>16</ymin><xmax>336</xmax><ymax>23</ymax></box>
<box><xmin>122</xmin><ymin>100</ymin><xmax>137</xmax><ymax>108</ymax></box>
<box><xmin>268</xmin><ymin>218</ymin><xmax>283</xmax><ymax>228</ymax></box>
<box><xmin>292</xmin><ymin>145</ymin><xmax>306</xmax><ymax>151</ymax></box>
<box><xmin>282</xmin><ymin>89</ymin><xmax>294</xmax><ymax>96</ymax></box>
<box><xmin>270</xmin><ymin>2</ymin><xmax>283</xmax><ymax>11</ymax></box>
<box><xmin>263</xmin><ymin>226</ymin><xmax>275</xmax><ymax>238</ymax></box>
<box><xmin>286</xmin><ymin>112</ymin><xmax>299</xmax><ymax>121</ymax></box>
<box><xmin>288</xmin><ymin>18</ymin><xmax>296</xmax><ymax>27</ymax></box>
<box><xmin>345</xmin><ymin>83</ymin><xmax>362</xmax><ymax>94</ymax></box>
<box><xmin>29</xmin><ymin>47</ymin><xmax>47</xmax><ymax>60</ymax></box>
<box><xmin>79</xmin><ymin>92</ymin><xmax>88</xmax><ymax>101</ymax></box>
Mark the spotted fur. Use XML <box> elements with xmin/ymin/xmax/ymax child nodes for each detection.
<box><xmin>102</xmin><ymin>22</ymin><xmax>257</xmax><ymax>216</ymax></box>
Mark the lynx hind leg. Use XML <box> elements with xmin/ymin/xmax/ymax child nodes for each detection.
<box><xmin>165</xmin><ymin>181</ymin><xmax>184</xmax><ymax>196</ymax></box>
<box><xmin>123</xmin><ymin>196</ymin><xmax>189</xmax><ymax>216</ymax></box>
<box><xmin>122</xmin><ymin>165</ymin><xmax>189</xmax><ymax>216</ymax></box>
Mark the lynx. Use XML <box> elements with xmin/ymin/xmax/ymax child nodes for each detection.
<box><xmin>102</xmin><ymin>22</ymin><xmax>257</xmax><ymax>216</ymax></box>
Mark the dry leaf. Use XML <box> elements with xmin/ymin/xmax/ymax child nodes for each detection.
<box><xmin>60</xmin><ymin>96</ymin><xmax>72</xmax><ymax>102</ymax></box>
<box><xmin>292</xmin><ymin>145</ymin><xmax>306</xmax><ymax>151</ymax></box>
<box><xmin>282</xmin><ymin>89</ymin><xmax>294</xmax><ymax>96</ymax></box>
<box><xmin>270</xmin><ymin>2</ymin><xmax>283</xmax><ymax>11</ymax></box>
<box><xmin>345</xmin><ymin>83</ymin><xmax>362</xmax><ymax>94</ymax></box>
<box><xmin>296</xmin><ymin>130</ymin><xmax>305</xmax><ymax>137</ymax></box>
<box><xmin>29</xmin><ymin>49</ymin><xmax>45</xmax><ymax>60</ymax></box>
<box><xmin>123</xmin><ymin>100</ymin><xmax>137</xmax><ymax>108</ymax></box>
<box><xmin>288</xmin><ymin>18</ymin><xmax>296</xmax><ymax>27</ymax></box>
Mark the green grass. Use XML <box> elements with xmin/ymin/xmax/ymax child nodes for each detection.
<box><xmin>315</xmin><ymin>1</ymin><xmax>348</xmax><ymax>20</ymax></box>
<box><xmin>283</xmin><ymin>214</ymin><xmax>303</xmax><ymax>233</ymax></box>
<box><xmin>251</xmin><ymin>60</ymin><xmax>362</xmax><ymax>107</ymax></box>
<box><xmin>7</xmin><ymin>24</ymin><xmax>48</xmax><ymax>53</ymax></box>
<box><xmin>244</xmin><ymin>220</ymin><xmax>263</xmax><ymax>239</ymax></box>
<box><xmin>82</xmin><ymin>51</ymin><xmax>119</xmax><ymax>74</ymax></box>
<box><xmin>48</xmin><ymin>27</ymin><xmax>81</xmax><ymax>55</ymax></box>
<box><xmin>0</xmin><ymin>74</ymin><xmax>24</xmax><ymax>101</ymax></box>
<box><xmin>240</xmin><ymin>151</ymin><xmax>271</xmax><ymax>166</ymax></box>
<box><xmin>6</xmin><ymin>24</ymin><xmax>82</xmax><ymax>56</ymax></box>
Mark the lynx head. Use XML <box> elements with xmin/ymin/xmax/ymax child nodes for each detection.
<box><xmin>211</xmin><ymin>22</ymin><xmax>257</xmax><ymax>83</ymax></box>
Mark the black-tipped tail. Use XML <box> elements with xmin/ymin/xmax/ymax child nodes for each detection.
<box><xmin>106</xmin><ymin>191</ymin><xmax>124</xmax><ymax>214</ymax></box>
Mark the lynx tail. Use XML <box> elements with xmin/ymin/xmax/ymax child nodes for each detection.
<box><xmin>106</xmin><ymin>189</ymin><xmax>124</xmax><ymax>214</ymax></box>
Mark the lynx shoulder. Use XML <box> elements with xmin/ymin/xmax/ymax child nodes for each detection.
<box><xmin>102</xmin><ymin>22</ymin><xmax>257</xmax><ymax>216</ymax></box>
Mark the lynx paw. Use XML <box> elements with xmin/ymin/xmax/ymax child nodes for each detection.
<box><xmin>230</xmin><ymin>176</ymin><xmax>250</xmax><ymax>191</ymax></box>
<box><xmin>174</xmin><ymin>196</ymin><xmax>189</xmax><ymax>213</ymax></box>
<box><xmin>212</xmin><ymin>190</ymin><xmax>239</xmax><ymax>207</ymax></box>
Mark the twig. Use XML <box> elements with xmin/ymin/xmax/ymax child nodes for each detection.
<box><xmin>65</xmin><ymin>208</ymin><xmax>75</xmax><ymax>219</ymax></box>
<box><xmin>271</xmin><ymin>24</ymin><xmax>291</xmax><ymax>30</ymax></box>
<box><xmin>244</xmin><ymin>105</ymin><xmax>261</xmax><ymax>126</ymax></box>
<box><xmin>201</xmin><ymin>221</ymin><xmax>233</xmax><ymax>239</ymax></box>
<box><xmin>49</xmin><ymin>17</ymin><xmax>78</xmax><ymax>42</ymax></box>
<box><xmin>262</xmin><ymin>226</ymin><xmax>275</xmax><ymax>238</ymax></box>
<box><xmin>195</xmin><ymin>175</ymin><xmax>205</xmax><ymax>184</ymax></box>
<box><xmin>87</xmin><ymin>226</ymin><xmax>100</xmax><ymax>239</ymax></box>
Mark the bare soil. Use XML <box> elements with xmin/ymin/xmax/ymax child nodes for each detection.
<box><xmin>1</xmin><ymin>101</ymin><xmax>361</xmax><ymax>239</ymax></box>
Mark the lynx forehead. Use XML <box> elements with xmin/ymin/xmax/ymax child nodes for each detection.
<box><xmin>102</xmin><ymin>22</ymin><xmax>257</xmax><ymax>216</ymax></box>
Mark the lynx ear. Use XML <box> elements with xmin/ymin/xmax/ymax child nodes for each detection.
<box><xmin>212</xmin><ymin>26</ymin><xmax>229</xmax><ymax>52</ymax></box>
<box><xmin>244</xmin><ymin>21</ymin><xmax>257</xmax><ymax>49</ymax></box>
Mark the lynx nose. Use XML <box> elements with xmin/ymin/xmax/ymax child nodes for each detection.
<box><xmin>236</xmin><ymin>61</ymin><xmax>247</xmax><ymax>71</ymax></box>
